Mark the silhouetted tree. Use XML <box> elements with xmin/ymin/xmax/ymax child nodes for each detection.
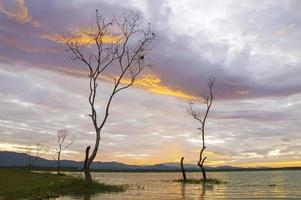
<box><xmin>62</xmin><ymin>10</ymin><xmax>154</xmax><ymax>182</ymax></box>
<box><xmin>25</xmin><ymin>143</ymin><xmax>48</xmax><ymax>169</ymax></box>
<box><xmin>187</xmin><ymin>76</ymin><xmax>215</xmax><ymax>181</ymax></box>
<box><xmin>25</xmin><ymin>145</ymin><xmax>33</xmax><ymax>169</ymax></box>
<box><xmin>56</xmin><ymin>129</ymin><xmax>74</xmax><ymax>174</ymax></box>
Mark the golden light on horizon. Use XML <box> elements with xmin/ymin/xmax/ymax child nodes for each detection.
<box><xmin>1</xmin><ymin>0</ymin><xmax>300</xmax><ymax>172</ymax></box>
<box><xmin>2</xmin><ymin>141</ymin><xmax>301</xmax><ymax>167</ymax></box>
<box><xmin>234</xmin><ymin>160</ymin><xmax>301</xmax><ymax>168</ymax></box>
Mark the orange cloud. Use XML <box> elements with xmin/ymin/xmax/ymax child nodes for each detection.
<box><xmin>0</xmin><ymin>0</ymin><xmax>38</xmax><ymax>27</ymax></box>
<box><xmin>121</xmin><ymin>75</ymin><xmax>198</xmax><ymax>100</ymax></box>
<box><xmin>42</xmin><ymin>32</ymin><xmax>122</xmax><ymax>45</ymax></box>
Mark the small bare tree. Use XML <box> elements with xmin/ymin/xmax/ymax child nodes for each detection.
<box><xmin>62</xmin><ymin>10</ymin><xmax>154</xmax><ymax>182</ymax></box>
<box><xmin>56</xmin><ymin>129</ymin><xmax>75</xmax><ymax>174</ymax></box>
<box><xmin>25</xmin><ymin>145</ymin><xmax>33</xmax><ymax>169</ymax></box>
<box><xmin>25</xmin><ymin>143</ymin><xmax>48</xmax><ymax>169</ymax></box>
<box><xmin>187</xmin><ymin>76</ymin><xmax>215</xmax><ymax>181</ymax></box>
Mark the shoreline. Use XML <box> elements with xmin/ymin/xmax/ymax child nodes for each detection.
<box><xmin>1</xmin><ymin>167</ymin><xmax>300</xmax><ymax>173</ymax></box>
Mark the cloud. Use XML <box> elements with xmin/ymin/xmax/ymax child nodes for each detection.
<box><xmin>0</xmin><ymin>0</ymin><xmax>38</xmax><ymax>26</ymax></box>
<box><xmin>1</xmin><ymin>0</ymin><xmax>301</xmax><ymax>100</ymax></box>
<box><xmin>121</xmin><ymin>75</ymin><xmax>198</xmax><ymax>100</ymax></box>
<box><xmin>0</xmin><ymin>0</ymin><xmax>301</xmax><ymax>166</ymax></box>
<box><xmin>42</xmin><ymin>32</ymin><xmax>122</xmax><ymax>46</ymax></box>
<box><xmin>1</xmin><ymin>64</ymin><xmax>300</xmax><ymax>166</ymax></box>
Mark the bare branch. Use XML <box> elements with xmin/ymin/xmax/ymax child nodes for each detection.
<box><xmin>187</xmin><ymin>75</ymin><xmax>215</xmax><ymax>180</ymax></box>
<box><xmin>61</xmin><ymin>9</ymin><xmax>154</xmax><ymax>182</ymax></box>
<box><xmin>26</xmin><ymin>143</ymin><xmax>48</xmax><ymax>168</ymax></box>
<box><xmin>56</xmin><ymin>129</ymin><xmax>75</xmax><ymax>174</ymax></box>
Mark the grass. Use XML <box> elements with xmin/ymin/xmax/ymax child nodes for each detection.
<box><xmin>0</xmin><ymin>168</ymin><xmax>126</xmax><ymax>200</ymax></box>
<box><xmin>174</xmin><ymin>178</ymin><xmax>227</xmax><ymax>184</ymax></box>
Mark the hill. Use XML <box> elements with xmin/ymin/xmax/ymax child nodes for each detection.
<box><xmin>1</xmin><ymin>151</ymin><xmax>300</xmax><ymax>171</ymax></box>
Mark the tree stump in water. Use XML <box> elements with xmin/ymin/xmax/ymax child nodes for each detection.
<box><xmin>180</xmin><ymin>157</ymin><xmax>186</xmax><ymax>182</ymax></box>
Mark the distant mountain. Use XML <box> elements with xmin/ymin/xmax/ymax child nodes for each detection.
<box><xmin>163</xmin><ymin>162</ymin><xmax>199</xmax><ymax>169</ymax></box>
<box><xmin>0</xmin><ymin>151</ymin><xmax>81</xmax><ymax>168</ymax></box>
<box><xmin>1</xmin><ymin>151</ymin><xmax>300</xmax><ymax>171</ymax></box>
<box><xmin>0</xmin><ymin>151</ymin><xmax>178</xmax><ymax>170</ymax></box>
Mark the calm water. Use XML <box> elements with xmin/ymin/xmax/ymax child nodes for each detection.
<box><xmin>57</xmin><ymin>170</ymin><xmax>301</xmax><ymax>200</ymax></box>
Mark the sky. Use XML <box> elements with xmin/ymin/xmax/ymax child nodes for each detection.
<box><xmin>0</xmin><ymin>0</ymin><xmax>301</xmax><ymax>167</ymax></box>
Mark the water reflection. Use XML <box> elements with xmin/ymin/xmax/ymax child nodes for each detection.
<box><xmin>179</xmin><ymin>181</ymin><xmax>215</xmax><ymax>199</ymax></box>
<box><xmin>56</xmin><ymin>171</ymin><xmax>301</xmax><ymax>200</ymax></box>
<box><xmin>83</xmin><ymin>194</ymin><xmax>91</xmax><ymax>200</ymax></box>
<box><xmin>180</xmin><ymin>183</ymin><xmax>186</xmax><ymax>199</ymax></box>
<box><xmin>200</xmin><ymin>183</ymin><xmax>206</xmax><ymax>200</ymax></box>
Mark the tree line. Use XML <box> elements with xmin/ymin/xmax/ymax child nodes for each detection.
<box><xmin>25</xmin><ymin>129</ymin><xmax>74</xmax><ymax>175</ymax></box>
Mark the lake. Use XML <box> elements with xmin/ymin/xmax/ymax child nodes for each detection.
<box><xmin>58</xmin><ymin>170</ymin><xmax>301</xmax><ymax>199</ymax></box>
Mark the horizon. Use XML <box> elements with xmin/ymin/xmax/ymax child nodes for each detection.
<box><xmin>1</xmin><ymin>0</ymin><xmax>301</xmax><ymax>168</ymax></box>
<box><xmin>2</xmin><ymin>150</ymin><xmax>301</xmax><ymax>169</ymax></box>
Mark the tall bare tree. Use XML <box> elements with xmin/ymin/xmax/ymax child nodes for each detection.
<box><xmin>56</xmin><ymin>129</ymin><xmax>74</xmax><ymax>174</ymax></box>
<box><xmin>62</xmin><ymin>10</ymin><xmax>154</xmax><ymax>182</ymax></box>
<box><xmin>187</xmin><ymin>76</ymin><xmax>215</xmax><ymax>181</ymax></box>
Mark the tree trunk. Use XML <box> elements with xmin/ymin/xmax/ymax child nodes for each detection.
<box><xmin>57</xmin><ymin>151</ymin><xmax>61</xmax><ymax>174</ymax></box>
<box><xmin>28</xmin><ymin>155</ymin><xmax>31</xmax><ymax>170</ymax></box>
<box><xmin>200</xmin><ymin>164</ymin><xmax>206</xmax><ymax>181</ymax></box>
<box><xmin>84</xmin><ymin>166</ymin><xmax>92</xmax><ymax>182</ymax></box>
<box><xmin>180</xmin><ymin>157</ymin><xmax>186</xmax><ymax>182</ymax></box>
<box><xmin>197</xmin><ymin>160</ymin><xmax>207</xmax><ymax>180</ymax></box>
<box><xmin>198</xmin><ymin>151</ymin><xmax>207</xmax><ymax>181</ymax></box>
<box><xmin>84</xmin><ymin>146</ymin><xmax>92</xmax><ymax>182</ymax></box>
<box><xmin>83</xmin><ymin>129</ymin><xmax>101</xmax><ymax>182</ymax></box>
<box><xmin>198</xmin><ymin>144</ymin><xmax>207</xmax><ymax>181</ymax></box>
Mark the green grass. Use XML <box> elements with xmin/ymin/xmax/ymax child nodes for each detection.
<box><xmin>174</xmin><ymin>178</ymin><xmax>227</xmax><ymax>184</ymax></box>
<box><xmin>0</xmin><ymin>168</ymin><xmax>126</xmax><ymax>200</ymax></box>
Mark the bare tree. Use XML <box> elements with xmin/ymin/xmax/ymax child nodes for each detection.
<box><xmin>62</xmin><ymin>10</ymin><xmax>154</xmax><ymax>182</ymax></box>
<box><xmin>25</xmin><ymin>145</ymin><xmax>33</xmax><ymax>170</ymax></box>
<box><xmin>25</xmin><ymin>143</ymin><xmax>48</xmax><ymax>169</ymax></box>
<box><xmin>56</xmin><ymin>129</ymin><xmax>75</xmax><ymax>174</ymax></box>
<box><xmin>187</xmin><ymin>76</ymin><xmax>215</xmax><ymax>181</ymax></box>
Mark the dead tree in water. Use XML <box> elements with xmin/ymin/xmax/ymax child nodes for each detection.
<box><xmin>187</xmin><ymin>76</ymin><xmax>215</xmax><ymax>181</ymax></box>
<box><xmin>62</xmin><ymin>10</ymin><xmax>154</xmax><ymax>182</ymax></box>
<box><xmin>180</xmin><ymin>157</ymin><xmax>187</xmax><ymax>181</ymax></box>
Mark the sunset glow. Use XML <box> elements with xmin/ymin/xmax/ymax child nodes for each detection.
<box><xmin>120</xmin><ymin>75</ymin><xmax>198</xmax><ymax>100</ymax></box>
<box><xmin>43</xmin><ymin>33</ymin><xmax>122</xmax><ymax>45</ymax></box>
<box><xmin>0</xmin><ymin>0</ymin><xmax>300</xmax><ymax>169</ymax></box>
